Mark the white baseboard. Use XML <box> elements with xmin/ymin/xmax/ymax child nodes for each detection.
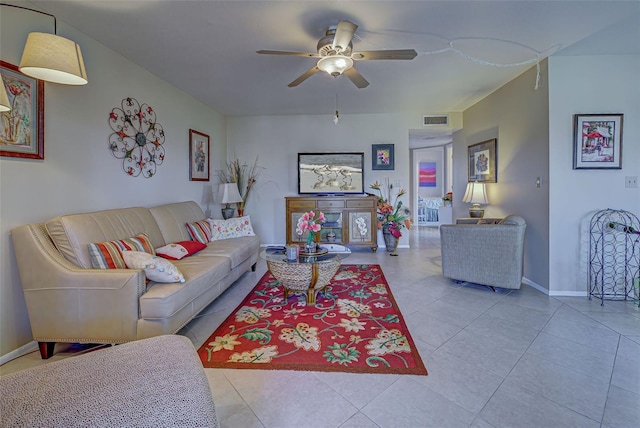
<box><xmin>0</xmin><ymin>340</ymin><xmax>38</xmax><ymax>366</ymax></box>
<box><xmin>522</xmin><ymin>277</ymin><xmax>548</xmax><ymax>295</ymax></box>
<box><xmin>521</xmin><ymin>276</ymin><xmax>589</xmax><ymax>297</ymax></box>
<box><xmin>549</xmin><ymin>290</ymin><xmax>588</xmax><ymax>297</ymax></box>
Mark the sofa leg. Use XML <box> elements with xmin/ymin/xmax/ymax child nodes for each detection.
<box><xmin>38</xmin><ymin>341</ymin><xmax>56</xmax><ymax>359</ymax></box>
<box><xmin>251</xmin><ymin>262</ymin><xmax>257</xmax><ymax>272</ymax></box>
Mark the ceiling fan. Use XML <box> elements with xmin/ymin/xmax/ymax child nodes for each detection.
<box><xmin>257</xmin><ymin>20</ymin><xmax>417</xmax><ymax>88</ymax></box>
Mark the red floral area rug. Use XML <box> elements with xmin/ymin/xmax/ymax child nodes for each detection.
<box><xmin>198</xmin><ymin>264</ymin><xmax>427</xmax><ymax>375</ymax></box>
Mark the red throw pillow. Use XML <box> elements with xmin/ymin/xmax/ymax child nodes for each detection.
<box><xmin>155</xmin><ymin>240</ymin><xmax>207</xmax><ymax>260</ymax></box>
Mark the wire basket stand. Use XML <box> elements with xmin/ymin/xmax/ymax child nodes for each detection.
<box><xmin>588</xmin><ymin>209</ymin><xmax>640</xmax><ymax>306</ymax></box>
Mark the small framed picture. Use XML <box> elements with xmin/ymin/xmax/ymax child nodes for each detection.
<box><xmin>189</xmin><ymin>129</ymin><xmax>210</xmax><ymax>181</ymax></box>
<box><xmin>468</xmin><ymin>138</ymin><xmax>497</xmax><ymax>183</ymax></box>
<box><xmin>573</xmin><ymin>114</ymin><xmax>623</xmax><ymax>169</ymax></box>
<box><xmin>372</xmin><ymin>144</ymin><xmax>394</xmax><ymax>170</ymax></box>
<box><xmin>1</xmin><ymin>61</ymin><xmax>44</xmax><ymax>159</ymax></box>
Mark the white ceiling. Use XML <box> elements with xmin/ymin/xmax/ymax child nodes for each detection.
<box><xmin>19</xmin><ymin>0</ymin><xmax>640</xmax><ymax>138</ymax></box>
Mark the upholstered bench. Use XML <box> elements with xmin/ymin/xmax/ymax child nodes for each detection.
<box><xmin>0</xmin><ymin>335</ymin><xmax>219</xmax><ymax>427</ymax></box>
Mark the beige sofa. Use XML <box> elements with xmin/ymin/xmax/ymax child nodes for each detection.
<box><xmin>11</xmin><ymin>201</ymin><xmax>260</xmax><ymax>359</ymax></box>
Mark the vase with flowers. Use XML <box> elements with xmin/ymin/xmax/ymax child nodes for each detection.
<box><xmin>369</xmin><ymin>178</ymin><xmax>411</xmax><ymax>255</ymax></box>
<box><xmin>296</xmin><ymin>210</ymin><xmax>326</xmax><ymax>253</ymax></box>
<box><xmin>218</xmin><ymin>156</ymin><xmax>260</xmax><ymax>216</ymax></box>
<box><xmin>442</xmin><ymin>191</ymin><xmax>453</xmax><ymax>207</ymax></box>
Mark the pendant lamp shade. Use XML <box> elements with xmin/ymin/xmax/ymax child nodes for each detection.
<box><xmin>19</xmin><ymin>32</ymin><xmax>88</xmax><ymax>85</ymax></box>
<box><xmin>0</xmin><ymin>79</ymin><xmax>10</xmax><ymax>112</ymax></box>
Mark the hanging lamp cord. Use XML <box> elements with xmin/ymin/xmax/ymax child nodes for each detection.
<box><xmin>0</xmin><ymin>2</ymin><xmax>57</xmax><ymax>34</ymax></box>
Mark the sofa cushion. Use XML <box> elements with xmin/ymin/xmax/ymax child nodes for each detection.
<box><xmin>208</xmin><ymin>215</ymin><xmax>255</xmax><ymax>241</ymax></box>
<box><xmin>149</xmin><ymin>201</ymin><xmax>207</xmax><ymax>244</ymax></box>
<box><xmin>122</xmin><ymin>251</ymin><xmax>185</xmax><ymax>283</ymax></box>
<box><xmin>88</xmin><ymin>233</ymin><xmax>155</xmax><ymax>269</ymax></box>
<box><xmin>199</xmin><ymin>235</ymin><xmax>260</xmax><ymax>269</ymax></box>
<box><xmin>45</xmin><ymin>207</ymin><xmax>165</xmax><ymax>269</ymax></box>
<box><xmin>139</xmin><ymin>255</ymin><xmax>231</xmax><ymax>319</ymax></box>
<box><xmin>155</xmin><ymin>240</ymin><xmax>206</xmax><ymax>260</ymax></box>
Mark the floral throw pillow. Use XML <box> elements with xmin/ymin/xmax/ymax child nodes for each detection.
<box><xmin>156</xmin><ymin>240</ymin><xmax>206</xmax><ymax>260</ymax></box>
<box><xmin>88</xmin><ymin>232</ymin><xmax>155</xmax><ymax>269</ymax></box>
<box><xmin>207</xmin><ymin>215</ymin><xmax>255</xmax><ymax>241</ymax></box>
<box><xmin>122</xmin><ymin>251</ymin><xmax>185</xmax><ymax>283</ymax></box>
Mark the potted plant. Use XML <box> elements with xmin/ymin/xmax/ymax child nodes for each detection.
<box><xmin>369</xmin><ymin>178</ymin><xmax>411</xmax><ymax>255</ymax></box>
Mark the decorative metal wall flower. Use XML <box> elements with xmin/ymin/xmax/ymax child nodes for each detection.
<box><xmin>108</xmin><ymin>97</ymin><xmax>165</xmax><ymax>178</ymax></box>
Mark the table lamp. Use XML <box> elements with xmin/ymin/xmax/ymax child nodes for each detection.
<box><xmin>218</xmin><ymin>183</ymin><xmax>242</xmax><ymax>219</ymax></box>
<box><xmin>462</xmin><ymin>181</ymin><xmax>489</xmax><ymax>218</ymax></box>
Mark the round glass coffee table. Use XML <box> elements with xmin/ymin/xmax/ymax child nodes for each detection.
<box><xmin>261</xmin><ymin>246</ymin><xmax>351</xmax><ymax>304</ymax></box>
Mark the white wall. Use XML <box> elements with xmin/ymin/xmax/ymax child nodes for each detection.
<box><xmin>453</xmin><ymin>61</ymin><xmax>550</xmax><ymax>290</ymax></box>
<box><xmin>548</xmin><ymin>54</ymin><xmax>640</xmax><ymax>295</ymax></box>
<box><xmin>0</xmin><ymin>7</ymin><xmax>226</xmax><ymax>358</ymax></box>
<box><xmin>226</xmin><ymin>114</ymin><xmax>414</xmax><ymax>247</ymax></box>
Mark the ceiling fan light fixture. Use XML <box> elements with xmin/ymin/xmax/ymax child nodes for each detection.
<box><xmin>317</xmin><ymin>55</ymin><xmax>353</xmax><ymax>77</ymax></box>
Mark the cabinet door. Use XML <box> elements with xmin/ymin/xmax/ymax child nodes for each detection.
<box><xmin>320</xmin><ymin>212</ymin><xmax>343</xmax><ymax>243</ymax></box>
<box><xmin>348</xmin><ymin>211</ymin><xmax>373</xmax><ymax>244</ymax></box>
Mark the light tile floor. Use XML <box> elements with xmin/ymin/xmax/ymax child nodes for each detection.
<box><xmin>2</xmin><ymin>226</ymin><xmax>639</xmax><ymax>427</ymax></box>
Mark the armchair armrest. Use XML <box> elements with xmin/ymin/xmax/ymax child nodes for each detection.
<box><xmin>11</xmin><ymin>224</ymin><xmax>146</xmax><ymax>344</ymax></box>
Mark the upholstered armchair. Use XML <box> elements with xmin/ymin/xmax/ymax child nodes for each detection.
<box><xmin>439</xmin><ymin>215</ymin><xmax>526</xmax><ymax>290</ymax></box>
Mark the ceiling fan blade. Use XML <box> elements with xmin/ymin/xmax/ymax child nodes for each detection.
<box><xmin>332</xmin><ymin>20</ymin><xmax>358</xmax><ymax>53</ymax></box>
<box><xmin>257</xmin><ymin>50</ymin><xmax>319</xmax><ymax>58</ymax></box>
<box><xmin>288</xmin><ymin>66</ymin><xmax>320</xmax><ymax>87</ymax></box>
<box><xmin>343</xmin><ymin>67</ymin><xmax>369</xmax><ymax>89</ymax></box>
<box><xmin>352</xmin><ymin>49</ymin><xmax>418</xmax><ymax>60</ymax></box>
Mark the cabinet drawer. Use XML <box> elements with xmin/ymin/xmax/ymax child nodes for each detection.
<box><xmin>347</xmin><ymin>199</ymin><xmax>375</xmax><ymax>208</ymax></box>
<box><xmin>317</xmin><ymin>200</ymin><xmax>345</xmax><ymax>209</ymax></box>
<box><xmin>288</xmin><ymin>200</ymin><xmax>316</xmax><ymax>209</ymax></box>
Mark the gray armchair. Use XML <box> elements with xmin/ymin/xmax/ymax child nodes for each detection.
<box><xmin>439</xmin><ymin>215</ymin><xmax>526</xmax><ymax>290</ymax></box>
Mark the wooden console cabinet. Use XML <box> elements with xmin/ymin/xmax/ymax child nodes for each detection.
<box><xmin>285</xmin><ymin>195</ymin><xmax>378</xmax><ymax>252</ymax></box>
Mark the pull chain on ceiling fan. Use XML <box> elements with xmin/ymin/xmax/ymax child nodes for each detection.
<box><xmin>257</xmin><ymin>20</ymin><xmax>417</xmax><ymax>88</ymax></box>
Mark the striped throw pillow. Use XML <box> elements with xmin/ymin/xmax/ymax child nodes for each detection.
<box><xmin>185</xmin><ymin>220</ymin><xmax>212</xmax><ymax>244</ymax></box>
<box><xmin>88</xmin><ymin>232</ymin><xmax>155</xmax><ymax>269</ymax></box>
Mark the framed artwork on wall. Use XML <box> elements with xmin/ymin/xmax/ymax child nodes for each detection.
<box><xmin>419</xmin><ymin>162</ymin><xmax>437</xmax><ymax>187</ymax></box>
<box><xmin>189</xmin><ymin>129</ymin><xmax>210</xmax><ymax>181</ymax></box>
<box><xmin>573</xmin><ymin>113</ymin><xmax>623</xmax><ymax>169</ymax></box>
<box><xmin>0</xmin><ymin>61</ymin><xmax>44</xmax><ymax>159</ymax></box>
<box><xmin>468</xmin><ymin>138</ymin><xmax>497</xmax><ymax>183</ymax></box>
<box><xmin>372</xmin><ymin>144</ymin><xmax>394</xmax><ymax>170</ymax></box>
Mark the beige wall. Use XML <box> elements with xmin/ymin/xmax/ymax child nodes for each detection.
<box><xmin>0</xmin><ymin>6</ymin><xmax>226</xmax><ymax>359</ymax></box>
<box><xmin>452</xmin><ymin>61</ymin><xmax>550</xmax><ymax>290</ymax></box>
<box><xmin>225</xmin><ymin>113</ymin><xmax>417</xmax><ymax>247</ymax></box>
<box><xmin>548</xmin><ymin>54</ymin><xmax>640</xmax><ymax>295</ymax></box>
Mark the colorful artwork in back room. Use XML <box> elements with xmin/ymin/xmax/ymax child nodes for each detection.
<box><xmin>419</xmin><ymin>162</ymin><xmax>436</xmax><ymax>187</ymax></box>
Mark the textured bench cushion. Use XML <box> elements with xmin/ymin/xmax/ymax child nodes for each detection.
<box><xmin>0</xmin><ymin>335</ymin><xmax>219</xmax><ymax>427</ymax></box>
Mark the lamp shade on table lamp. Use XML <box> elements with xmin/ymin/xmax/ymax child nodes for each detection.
<box><xmin>462</xmin><ymin>181</ymin><xmax>489</xmax><ymax>218</ymax></box>
<box><xmin>218</xmin><ymin>183</ymin><xmax>243</xmax><ymax>219</ymax></box>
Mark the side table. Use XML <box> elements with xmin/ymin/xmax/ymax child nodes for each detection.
<box><xmin>260</xmin><ymin>247</ymin><xmax>351</xmax><ymax>304</ymax></box>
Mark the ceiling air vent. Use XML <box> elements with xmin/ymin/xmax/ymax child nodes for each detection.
<box><xmin>423</xmin><ymin>115</ymin><xmax>449</xmax><ymax>126</ymax></box>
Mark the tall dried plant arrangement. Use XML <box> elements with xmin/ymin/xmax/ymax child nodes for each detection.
<box><xmin>218</xmin><ymin>156</ymin><xmax>260</xmax><ymax>213</ymax></box>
